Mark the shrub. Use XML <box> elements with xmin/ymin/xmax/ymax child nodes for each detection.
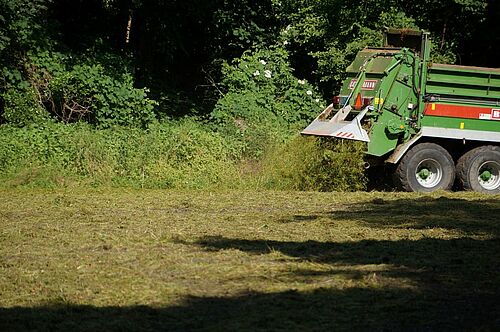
<box><xmin>1</xmin><ymin>86</ymin><xmax>50</xmax><ymax>126</ymax></box>
<box><xmin>211</xmin><ymin>47</ymin><xmax>324</xmax><ymax>157</ymax></box>
<box><xmin>27</xmin><ymin>51</ymin><xmax>157</xmax><ymax>128</ymax></box>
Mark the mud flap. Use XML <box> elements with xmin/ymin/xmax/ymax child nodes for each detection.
<box><xmin>301</xmin><ymin>105</ymin><xmax>371</xmax><ymax>142</ymax></box>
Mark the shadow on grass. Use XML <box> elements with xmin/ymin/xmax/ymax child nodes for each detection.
<box><xmin>4</xmin><ymin>236</ymin><xmax>497</xmax><ymax>331</ymax></box>
<box><xmin>193</xmin><ymin>236</ymin><xmax>500</xmax><ymax>304</ymax></box>
<box><xmin>288</xmin><ymin>196</ymin><xmax>500</xmax><ymax>236</ymax></box>
<box><xmin>195</xmin><ymin>237</ymin><xmax>500</xmax><ymax>281</ymax></box>
<box><xmin>1</xmin><ymin>287</ymin><xmax>498</xmax><ymax>331</ymax></box>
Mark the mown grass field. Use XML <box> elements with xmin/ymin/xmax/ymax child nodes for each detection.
<box><xmin>1</xmin><ymin>188</ymin><xmax>499</xmax><ymax>331</ymax></box>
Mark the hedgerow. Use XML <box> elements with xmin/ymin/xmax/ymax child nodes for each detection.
<box><xmin>0</xmin><ymin>121</ymin><xmax>367</xmax><ymax>191</ymax></box>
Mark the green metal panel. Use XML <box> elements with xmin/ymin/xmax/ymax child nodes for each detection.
<box><xmin>341</xmin><ymin>49</ymin><xmax>401</xmax><ymax>101</ymax></box>
<box><xmin>421</xmin><ymin>116</ymin><xmax>500</xmax><ymax>132</ymax></box>
<box><xmin>334</xmin><ymin>45</ymin><xmax>428</xmax><ymax>156</ymax></box>
<box><xmin>427</xmin><ymin>64</ymin><xmax>500</xmax><ymax>99</ymax></box>
<box><xmin>345</xmin><ymin>49</ymin><xmax>400</xmax><ymax>74</ymax></box>
<box><xmin>364</xmin><ymin>49</ymin><xmax>422</xmax><ymax>156</ymax></box>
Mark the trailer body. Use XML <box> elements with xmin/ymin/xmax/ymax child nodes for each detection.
<box><xmin>302</xmin><ymin>29</ymin><xmax>500</xmax><ymax>193</ymax></box>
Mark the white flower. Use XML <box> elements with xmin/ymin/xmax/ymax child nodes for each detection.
<box><xmin>259</xmin><ymin>60</ymin><xmax>267</xmax><ymax>65</ymax></box>
<box><xmin>297</xmin><ymin>79</ymin><xmax>305</xmax><ymax>85</ymax></box>
<box><xmin>253</xmin><ymin>70</ymin><xmax>260</xmax><ymax>76</ymax></box>
<box><xmin>282</xmin><ymin>25</ymin><xmax>291</xmax><ymax>35</ymax></box>
<box><xmin>315</xmin><ymin>98</ymin><xmax>320</xmax><ymax>103</ymax></box>
<box><xmin>306</xmin><ymin>90</ymin><xmax>313</xmax><ymax>95</ymax></box>
<box><xmin>283</xmin><ymin>40</ymin><xmax>289</xmax><ymax>46</ymax></box>
<box><xmin>264</xmin><ymin>70</ymin><xmax>272</xmax><ymax>78</ymax></box>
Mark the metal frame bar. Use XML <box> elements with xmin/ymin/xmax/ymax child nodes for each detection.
<box><xmin>421</xmin><ymin>126</ymin><xmax>500</xmax><ymax>142</ymax></box>
<box><xmin>385</xmin><ymin>127</ymin><xmax>500</xmax><ymax>164</ymax></box>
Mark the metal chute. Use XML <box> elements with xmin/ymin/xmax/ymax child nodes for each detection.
<box><xmin>301</xmin><ymin>104</ymin><xmax>371</xmax><ymax>142</ymax></box>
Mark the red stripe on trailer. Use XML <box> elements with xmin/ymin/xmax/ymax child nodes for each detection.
<box><xmin>336</xmin><ymin>132</ymin><xmax>354</xmax><ymax>138</ymax></box>
<box><xmin>424</xmin><ymin>103</ymin><xmax>498</xmax><ymax>120</ymax></box>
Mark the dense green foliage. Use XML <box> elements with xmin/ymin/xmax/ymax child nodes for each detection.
<box><xmin>27</xmin><ymin>51</ymin><xmax>156</xmax><ymax>127</ymax></box>
<box><xmin>211</xmin><ymin>47</ymin><xmax>324</xmax><ymax>158</ymax></box>
<box><xmin>0</xmin><ymin>122</ymin><xmax>366</xmax><ymax>191</ymax></box>
<box><xmin>257</xmin><ymin>137</ymin><xmax>367</xmax><ymax>191</ymax></box>
<box><xmin>2</xmin><ymin>0</ymin><xmax>499</xmax><ymax>123</ymax></box>
<box><xmin>0</xmin><ymin>121</ymin><xmax>239</xmax><ymax>188</ymax></box>
<box><xmin>1</xmin><ymin>0</ymin><xmax>499</xmax><ymax>190</ymax></box>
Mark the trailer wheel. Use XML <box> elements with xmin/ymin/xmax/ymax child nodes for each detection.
<box><xmin>394</xmin><ymin>143</ymin><xmax>455</xmax><ymax>192</ymax></box>
<box><xmin>456</xmin><ymin>146</ymin><xmax>500</xmax><ymax>194</ymax></box>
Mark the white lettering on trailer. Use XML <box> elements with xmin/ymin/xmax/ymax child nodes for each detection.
<box><xmin>348</xmin><ymin>79</ymin><xmax>378</xmax><ymax>90</ymax></box>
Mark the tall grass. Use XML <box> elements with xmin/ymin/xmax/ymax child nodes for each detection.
<box><xmin>0</xmin><ymin>121</ymin><xmax>367</xmax><ymax>191</ymax></box>
<box><xmin>252</xmin><ymin>136</ymin><xmax>367</xmax><ymax>191</ymax></box>
<box><xmin>0</xmin><ymin>120</ymin><xmax>240</xmax><ymax>189</ymax></box>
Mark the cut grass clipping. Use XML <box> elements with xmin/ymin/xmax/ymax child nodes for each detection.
<box><xmin>0</xmin><ymin>189</ymin><xmax>498</xmax><ymax>331</ymax></box>
<box><xmin>256</xmin><ymin>136</ymin><xmax>367</xmax><ymax>191</ymax></box>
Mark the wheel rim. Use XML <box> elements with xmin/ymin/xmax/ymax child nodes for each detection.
<box><xmin>415</xmin><ymin>158</ymin><xmax>442</xmax><ymax>188</ymax></box>
<box><xmin>477</xmin><ymin>161</ymin><xmax>500</xmax><ymax>190</ymax></box>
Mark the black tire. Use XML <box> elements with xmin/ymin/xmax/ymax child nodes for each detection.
<box><xmin>456</xmin><ymin>145</ymin><xmax>500</xmax><ymax>194</ymax></box>
<box><xmin>394</xmin><ymin>143</ymin><xmax>455</xmax><ymax>192</ymax></box>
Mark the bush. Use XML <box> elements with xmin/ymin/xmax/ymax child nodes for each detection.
<box><xmin>211</xmin><ymin>47</ymin><xmax>324</xmax><ymax>157</ymax></box>
<box><xmin>0</xmin><ymin>0</ymin><xmax>47</xmax><ymax>60</ymax></box>
<box><xmin>1</xmin><ymin>86</ymin><xmax>50</xmax><ymax>126</ymax></box>
<box><xmin>27</xmin><ymin>51</ymin><xmax>157</xmax><ymax>128</ymax></box>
